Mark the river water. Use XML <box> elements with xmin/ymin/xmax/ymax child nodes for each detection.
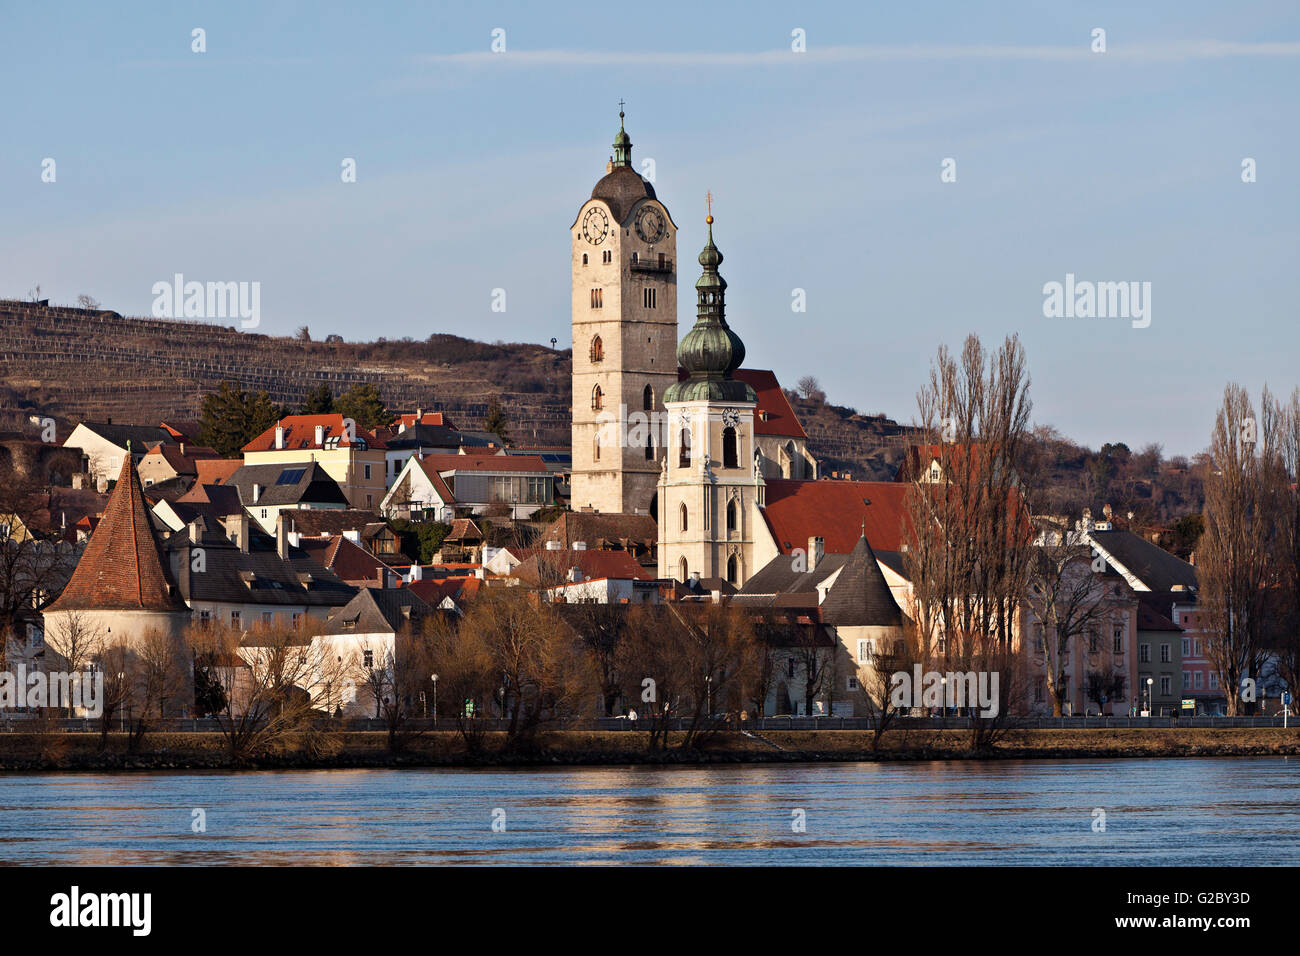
<box><xmin>0</xmin><ymin>757</ymin><xmax>1295</xmax><ymax>865</ymax></box>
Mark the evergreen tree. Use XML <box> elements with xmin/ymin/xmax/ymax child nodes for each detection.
<box><xmin>484</xmin><ymin>397</ymin><xmax>510</xmax><ymax>444</ymax></box>
<box><xmin>335</xmin><ymin>383</ymin><xmax>388</xmax><ymax>430</ymax></box>
<box><xmin>301</xmin><ymin>382</ymin><xmax>335</xmax><ymax>415</ymax></box>
<box><xmin>199</xmin><ymin>381</ymin><xmax>283</xmax><ymax>457</ymax></box>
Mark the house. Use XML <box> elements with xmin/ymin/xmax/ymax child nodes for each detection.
<box><xmin>295</xmin><ymin>530</ymin><xmax>400</xmax><ymax>588</ymax></box>
<box><xmin>509</xmin><ymin>545</ymin><xmax>654</xmax><ymax>589</ymax></box>
<box><xmin>438</xmin><ymin>518</ymin><xmax>484</xmax><ymax>563</ymax></box>
<box><xmin>379</xmin><ymin>420</ymin><xmax>501</xmax><ymax>487</ymax></box>
<box><xmin>165</xmin><ymin>513</ymin><xmax>356</xmax><ymax>631</ymax></box>
<box><xmin>228</xmin><ymin>461</ymin><xmax>350</xmax><ymax>533</ymax></box>
<box><xmin>732</xmin><ymin>369</ymin><xmax>817</xmax><ymax>480</ymax></box>
<box><xmin>194</xmin><ymin>458</ymin><xmax>243</xmax><ymax>486</ymax></box>
<box><xmin>539</xmin><ymin>511</ymin><xmax>657</xmax><ymax>571</ymax></box>
<box><xmin>320</xmin><ymin>587</ymin><xmax>436</xmax><ymax>716</ymax></box>
<box><xmin>381</xmin><ymin>453</ymin><xmax>554</xmax><ymax>520</ymax></box>
<box><xmin>62</xmin><ymin>422</ymin><xmax>177</xmax><ymax>490</ymax></box>
<box><xmin>737</xmin><ymin>533</ymin><xmax>905</xmax><ymax>716</ymax></box>
<box><xmin>282</xmin><ymin>509</ymin><xmax>400</xmax><ymax>559</ymax></box>
<box><xmin>241</xmin><ymin>413</ymin><xmax>388</xmax><ymax>511</ymax></box>
<box><xmin>152</xmin><ymin>482</ymin><xmax>244</xmax><ymax>532</ymax></box>
<box><xmin>136</xmin><ymin>442</ymin><xmax>220</xmax><ymax>488</ymax></box>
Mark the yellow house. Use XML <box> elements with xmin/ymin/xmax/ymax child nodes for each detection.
<box><xmin>241</xmin><ymin>414</ymin><xmax>388</xmax><ymax>512</ymax></box>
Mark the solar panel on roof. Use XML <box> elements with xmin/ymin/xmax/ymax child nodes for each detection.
<box><xmin>277</xmin><ymin>468</ymin><xmax>306</xmax><ymax>485</ymax></box>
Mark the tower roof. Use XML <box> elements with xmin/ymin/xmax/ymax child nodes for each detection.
<box><xmin>665</xmin><ymin>211</ymin><xmax>756</xmax><ymax>404</ymax></box>
<box><xmin>590</xmin><ymin>108</ymin><xmax>655</xmax><ymax>222</ymax></box>
<box><xmin>819</xmin><ymin>533</ymin><xmax>904</xmax><ymax>627</ymax></box>
<box><xmin>46</xmin><ymin>455</ymin><xmax>186</xmax><ymax>613</ymax></box>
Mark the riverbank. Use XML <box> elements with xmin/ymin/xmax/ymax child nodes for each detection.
<box><xmin>2</xmin><ymin>727</ymin><xmax>1300</xmax><ymax>770</ymax></box>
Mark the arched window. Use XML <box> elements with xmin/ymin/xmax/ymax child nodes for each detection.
<box><xmin>678</xmin><ymin>427</ymin><xmax>691</xmax><ymax>468</ymax></box>
<box><xmin>591</xmin><ymin>384</ymin><xmax>603</xmax><ymax>411</ymax></box>
<box><xmin>679</xmin><ymin>557</ymin><xmax>688</xmax><ymax>582</ymax></box>
<box><xmin>642</xmin><ymin>384</ymin><xmax>653</xmax><ymax>411</ymax></box>
<box><xmin>589</xmin><ymin>336</ymin><xmax>603</xmax><ymax>363</ymax></box>
<box><xmin>726</xmin><ymin>554</ymin><xmax>738</xmax><ymax>585</ymax></box>
<box><xmin>679</xmin><ymin>502</ymin><xmax>688</xmax><ymax>532</ymax></box>
<box><xmin>644</xmin><ymin>433</ymin><xmax>655</xmax><ymax>461</ymax></box>
<box><xmin>593</xmin><ymin>433</ymin><xmax>601</xmax><ymax>461</ymax></box>
<box><xmin>722</xmin><ymin>427</ymin><xmax>738</xmax><ymax>469</ymax></box>
<box><xmin>726</xmin><ymin>499</ymin><xmax>737</xmax><ymax>533</ymax></box>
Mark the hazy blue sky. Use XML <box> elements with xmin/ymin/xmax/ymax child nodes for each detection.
<box><xmin>2</xmin><ymin>1</ymin><xmax>1297</xmax><ymax>456</ymax></box>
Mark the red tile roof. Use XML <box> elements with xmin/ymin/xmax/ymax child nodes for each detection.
<box><xmin>46</xmin><ymin>457</ymin><xmax>187</xmax><ymax>612</ymax></box>
<box><xmin>242</xmin><ymin>414</ymin><xmax>387</xmax><ymax>452</ymax></box>
<box><xmin>512</xmin><ymin>549</ymin><xmax>653</xmax><ymax>585</ymax></box>
<box><xmin>392</xmin><ymin>411</ymin><xmax>450</xmax><ymax>429</ymax></box>
<box><xmin>194</xmin><ymin>458</ymin><xmax>244</xmax><ymax>486</ymax></box>
<box><xmin>417</xmin><ymin>452</ymin><xmax>549</xmax><ymax>474</ymax></box>
<box><xmin>761</xmin><ymin>479</ymin><xmax>913</xmax><ymax>555</ymax></box>
<box><xmin>296</xmin><ymin>536</ymin><xmax>390</xmax><ymax>585</ymax></box>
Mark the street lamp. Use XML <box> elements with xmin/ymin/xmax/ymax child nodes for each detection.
<box><xmin>1145</xmin><ymin>677</ymin><xmax>1154</xmax><ymax>717</ymax></box>
<box><xmin>431</xmin><ymin>674</ymin><xmax>438</xmax><ymax>723</ymax></box>
<box><xmin>117</xmin><ymin>672</ymin><xmax>125</xmax><ymax>732</ymax></box>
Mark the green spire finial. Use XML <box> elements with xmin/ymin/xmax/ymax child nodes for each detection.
<box><xmin>611</xmin><ymin>101</ymin><xmax>632</xmax><ymax>167</ymax></box>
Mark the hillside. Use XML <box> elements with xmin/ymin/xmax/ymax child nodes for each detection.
<box><xmin>0</xmin><ymin>298</ymin><xmax>1204</xmax><ymax>534</ymax></box>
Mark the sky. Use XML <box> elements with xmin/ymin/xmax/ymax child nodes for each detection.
<box><xmin>1</xmin><ymin>0</ymin><xmax>1297</xmax><ymax>457</ymax></box>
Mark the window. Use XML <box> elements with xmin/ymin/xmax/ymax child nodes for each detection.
<box><xmin>1208</xmin><ymin>672</ymin><xmax>1218</xmax><ymax>690</ymax></box>
<box><xmin>726</xmin><ymin>554</ymin><xmax>738</xmax><ymax>585</ymax></box>
<box><xmin>590</xmin><ymin>288</ymin><xmax>603</xmax><ymax>309</ymax></box>
<box><xmin>1183</xmin><ymin>671</ymin><xmax>1191</xmax><ymax>689</ymax></box>
<box><xmin>1182</xmin><ymin>637</ymin><xmax>1190</xmax><ymax>657</ymax></box>
<box><xmin>929</xmin><ymin>463</ymin><xmax>940</xmax><ymax>481</ymax></box>
<box><xmin>591</xmin><ymin>385</ymin><xmax>603</xmax><ymax>411</ymax></box>
<box><xmin>366</xmin><ymin>494</ymin><xmax>373</xmax><ymax>507</ymax></box>
<box><xmin>644</xmin><ymin>433</ymin><xmax>654</xmax><ymax>461</ymax></box>
<box><xmin>858</xmin><ymin>640</ymin><xmax>874</xmax><ymax>663</ymax></box>
<box><xmin>847</xmin><ymin>676</ymin><xmax>859</xmax><ymax>691</ymax></box>
<box><xmin>643</xmin><ymin>287</ymin><xmax>657</xmax><ymax>308</ymax></box>
<box><xmin>590</xmin><ymin>336</ymin><xmax>603</xmax><ymax>363</ymax></box>
<box><xmin>582</xmin><ymin>253</ymin><xmax>588</xmax><ymax>265</ymax></box>
<box><xmin>1139</xmin><ymin>643</ymin><xmax>1150</xmax><ymax>663</ymax></box>
<box><xmin>642</xmin><ymin>384</ymin><xmax>653</xmax><ymax>411</ymax></box>
<box><xmin>1160</xmin><ymin>675</ymin><xmax>1171</xmax><ymax>696</ymax></box>
<box><xmin>722</xmin><ymin>427</ymin><xmax>738</xmax><ymax>469</ymax></box>
<box><xmin>363</xmin><ymin>650</ymin><xmax>374</xmax><ymax>669</ymax></box>
<box><xmin>1088</xmin><ymin>631</ymin><xmax>1100</xmax><ymax>654</ymax></box>
<box><xmin>1035</xmin><ymin>681</ymin><xmax>1044</xmax><ymax>703</ymax></box>
<box><xmin>1194</xmin><ymin>639</ymin><xmax>1203</xmax><ymax>656</ymax></box>
<box><xmin>678</xmin><ymin>427</ymin><xmax>691</xmax><ymax>468</ymax></box>
<box><xmin>593</xmin><ymin>434</ymin><xmax>601</xmax><ymax>461</ymax></box>
<box><xmin>291</xmin><ymin>612</ymin><xmax>303</xmax><ymax>628</ymax></box>
<box><xmin>198</xmin><ymin>609</ymin><xmax>211</xmax><ymax>625</ymax></box>
<box><xmin>262</xmin><ymin>611</ymin><xmax>274</xmax><ymax>625</ymax></box>
<box><xmin>788</xmin><ymin>659</ymin><xmax>796</xmax><ymax>679</ymax></box>
<box><xmin>602</xmin><ymin>249</ymin><xmax>612</xmax><ymax>264</ymax></box>
<box><xmin>363</xmin><ymin>464</ymin><xmax>372</xmax><ymax>480</ymax></box>
<box><xmin>726</xmin><ymin>499</ymin><xmax>737</xmax><ymax>533</ymax></box>
<box><xmin>231</xmin><ymin>610</ymin><xmax>241</xmax><ymax>629</ymax></box>
<box><xmin>1194</xmin><ymin>671</ymin><xmax>1204</xmax><ymax>689</ymax></box>
<box><xmin>1160</xmin><ymin>643</ymin><xmax>1171</xmax><ymax>663</ymax></box>
<box><xmin>678</xmin><ymin>557</ymin><xmax>688</xmax><ymax>581</ymax></box>
<box><xmin>1113</xmin><ymin>628</ymin><xmax>1124</xmax><ymax>653</ymax></box>
<box><xmin>679</xmin><ymin>503</ymin><xmax>688</xmax><ymax>533</ymax></box>
<box><xmin>261</xmin><ymin>509</ymin><xmax>268</xmax><ymax>519</ymax></box>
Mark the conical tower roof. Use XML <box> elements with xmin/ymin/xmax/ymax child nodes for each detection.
<box><xmin>47</xmin><ymin>454</ymin><xmax>186</xmax><ymax>612</ymax></box>
<box><xmin>820</xmin><ymin>533</ymin><xmax>903</xmax><ymax>627</ymax></box>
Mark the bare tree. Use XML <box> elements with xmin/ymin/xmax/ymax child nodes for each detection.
<box><xmin>857</xmin><ymin>626</ymin><xmax>922</xmax><ymax>750</ymax></box>
<box><xmin>1197</xmin><ymin>384</ymin><xmax>1287</xmax><ymax>714</ymax></box>
<box><xmin>903</xmin><ymin>334</ymin><xmax>1035</xmax><ymax>748</ymax></box>
<box><xmin>76</xmin><ymin>294</ymin><xmax>100</xmax><ymax>310</ymax></box>
<box><xmin>796</xmin><ymin>376</ymin><xmax>824</xmax><ymax>402</ymax></box>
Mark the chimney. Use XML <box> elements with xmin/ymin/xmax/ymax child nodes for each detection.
<box><xmin>188</xmin><ymin>518</ymin><xmax>204</xmax><ymax>543</ymax></box>
<box><xmin>545</xmin><ymin>540</ymin><xmax>563</xmax><ymax>551</ymax></box>
<box><xmin>252</xmin><ymin>483</ymin><xmax>262</xmax><ymax>504</ymax></box>
<box><xmin>230</xmin><ymin>513</ymin><xmax>250</xmax><ymax>554</ymax></box>
<box><xmin>276</xmin><ymin>513</ymin><xmax>289</xmax><ymax>559</ymax></box>
<box><xmin>711</xmin><ymin>589</ymin><xmax>722</xmax><ymax>604</ymax></box>
<box><xmin>808</xmin><ymin>536</ymin><xmax>824</xmax><ymax>571</ymax></box>
<box><xmin>475</xmin><ymin>567</ymin><xmax>486</xmax><ymax>580</ymax></box>
<box><xmin>344</xmin><ymin>529</ymin><xmax>361</xmax><ymax>543</ymax></box>
<box><xmin>274</xmin><ymin>426</ymin><xmax>284</xmax><ymax>449</ymax></box>
<box><xmin>314</xmin><ymin>424</ymin><xmax>325</xmax><ymax>446</ymax></box>
<box><xmin>573</xmin><ymin>540</ymin><xmax>587</xmax><ymax>551</ymax></box>
<box><xmin>179</xmin><ymin>442</ymin><xmax>186</xmax><ymax>456</ymax></box>
<box><xmin>568</xmin><ymin>566</ymin><xmax>583</xmax><ymax>583</ymax></box>
<box><xmin>409</xmin><ymin>563</ymin><xmax>423</xmax><ymax>582</ymax></box>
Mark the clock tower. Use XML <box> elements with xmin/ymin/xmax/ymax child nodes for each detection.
<box><xmin>570</xmin><ymin>111</ymin><xmax>679</xmax><ymax>516</ymax></box>
<box><xmin>658</xmin><ymin>210</ymin><xmax>760</xmax><ymax>586</ymax></box>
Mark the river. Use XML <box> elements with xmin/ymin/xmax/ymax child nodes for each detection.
<box><xmin>0</xmin><ymin>757</ymin><xmax>1295</xmax><ymax>865</ymax></box>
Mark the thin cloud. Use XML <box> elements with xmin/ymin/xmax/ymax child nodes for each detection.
<box><xmin>414</xmin><ymin>39</ymin><xmax>1300</xmax><ymax>68</ymax></box>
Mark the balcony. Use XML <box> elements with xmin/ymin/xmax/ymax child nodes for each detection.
<box><xmin>630</xmin><ymin>256</ymin><xmax>673</xmax><ymax>275</ymax></box>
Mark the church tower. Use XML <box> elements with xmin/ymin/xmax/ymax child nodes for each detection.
<box><xmin>658</xmin><ymin>210</ymin><xmax>760</xmax><ymax>586</ymax></box>
<box><xmin>570</xmin><ymin>110</ymin><xmax>679</xmax><ymax>516</ymax></box>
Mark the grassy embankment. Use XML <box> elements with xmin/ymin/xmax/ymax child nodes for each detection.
<box><xmin>1</xmin><ymin>727</ymin><xmax>1299</xmax><ymax>770</ymax></box>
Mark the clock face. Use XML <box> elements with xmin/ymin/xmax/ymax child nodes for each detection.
<box><xmin>721</xmin><ymin>408</ymin><xmax>741</xmax><ymax>429</ymax></box>
<box><xmin>634</xmin><ymin>205</ymin><xmax>666</xmax><ymax>244</ymax></box>
<box><xmin>581</xmin><ymin>207</ymin><xmax>610</xmax><ymax>245</ymax></box>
